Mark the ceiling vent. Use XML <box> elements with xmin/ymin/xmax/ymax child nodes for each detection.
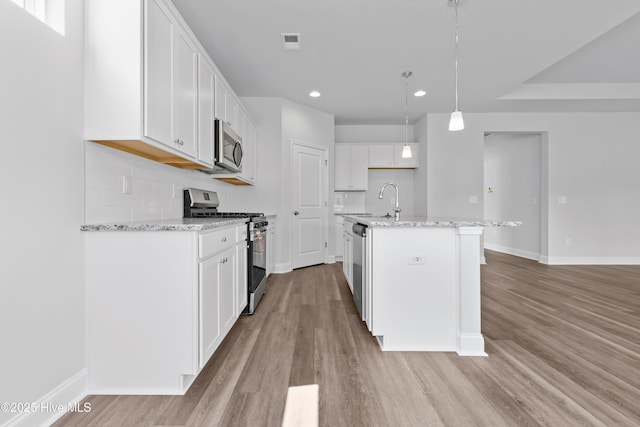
<box><xmin>281</xmin><ymin>33</ymin><xmax>301</xmax><ymax>50</ymax></box>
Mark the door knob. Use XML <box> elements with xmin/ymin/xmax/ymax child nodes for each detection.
<box><xmin>294</xmin><ymin>211</ymin><xmax>300</xmax><ymax>215</ymax></box>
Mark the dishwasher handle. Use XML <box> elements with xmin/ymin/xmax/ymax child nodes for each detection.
<box><xmin>352</xmin><ymin>223</ymin><xmax>367</xmax><ymax>237</ymax></box>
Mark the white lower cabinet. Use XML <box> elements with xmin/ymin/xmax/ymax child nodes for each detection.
<box><xmin>343</xmin><ymin>220</ymin><xmax>354</xmax><ymax>292</ymax></box>
<box><xmin>86</xmin><ymin>222</ymin><xmax>247</xmax><ymax>395</ymax></box>
<box><xmin>236</xmin><ymin>235</ymin><xmax>248</xmax><ymax>314</ymax></box>
<box><xmin>199</xmin><ymin>245</ymin><xmax>235</xmax><ymax>368</ymax></box>
<box><xmin>266</xmin><ymin>220</ymin><xmax>277</xmax><ymax>276</ymax></box>
<box><xmin>335</xmin><ymin>215</ymin><xmax>344</xmax><ymax>260</ymax></box>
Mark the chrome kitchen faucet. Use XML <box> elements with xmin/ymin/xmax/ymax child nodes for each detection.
<box><xmin>378</xmin><ymin>182</ymin><xmax>401</xmax><ymax>220</ymax></box>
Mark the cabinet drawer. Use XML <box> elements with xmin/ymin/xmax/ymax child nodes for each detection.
<box><xmin>199</xmin><ymin>227</ymin><xmax>236</xmax><ymax>258</ymax></box>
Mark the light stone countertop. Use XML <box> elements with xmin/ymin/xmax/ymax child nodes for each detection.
<box><xmin>81</xmin><ymin>217</ymin><xmax>248</xmax><ymax>232</ymax></box>
<box><xmin>342</xmin><ymin>215</ymin><xmax>522</xmax><ymax>228</ymax></box>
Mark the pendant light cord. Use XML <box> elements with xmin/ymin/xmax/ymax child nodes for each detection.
<box><xmin>405</xmin><ymin>74</ymin><xmax>409</xmax><ymax>144</ymax></box>
<box><xmin>454</xmin><ymin>0</ymin><xmax>460</xmax><ymax>112</ymax></box>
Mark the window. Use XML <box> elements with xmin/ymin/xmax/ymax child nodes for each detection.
<box><xmin>10</xmin><ymin>0</ymin><xmax>65</xmax><ymax>35</ymax></box>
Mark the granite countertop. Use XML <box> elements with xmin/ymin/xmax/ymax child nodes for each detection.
<box><xmin>81</xmin><ymin>217</ymin><xmax>248</xmax><ymax>232</ymax></box>
<box><xmin>334</xmin><ymin>212</ymin><xmax>372</xmax><ymax>216</ymax></box>
<box><xmin>343</xmin><ymin>215</ymin><xmax>522</xmax><ymax>228</ymax></box>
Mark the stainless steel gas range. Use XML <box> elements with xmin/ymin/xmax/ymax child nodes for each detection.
<box><xmin>184</xmin><ymin>188</ymin><xmax>268</xmax><ymax>314</ymax></box>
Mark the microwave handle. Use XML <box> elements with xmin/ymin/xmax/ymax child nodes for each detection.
<box><xmin>233</xmin><ymin>141</ymin><xmax>243</xmax><ymax>168</ymax></box>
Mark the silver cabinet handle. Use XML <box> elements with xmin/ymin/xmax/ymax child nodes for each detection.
<box><xmin>174</xmin><ymin>138</ymin><xmax>184</xmax><ymax>146</ymax></box>
<box><xmin>294</xmin><ymin>211</ymin><xmax>300</xmax><ymax>215</ymax></box>
<box><xmin>222</xmin><ymin>237</ymin><xmax>227</xmax><ymax>242</ymax></box>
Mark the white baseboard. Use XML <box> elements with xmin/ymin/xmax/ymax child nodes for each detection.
<box><xmin>6</xmin><ymin>369</ymin><xmax>87</xmax><ymax>427</ymax></box>
<box><xmin>484</xmin><ymin>243</ymin><xmax>540</xmax><ymax>261</ymax></box>
<box><xmin>456</xmin><ymin>333</ymin><xmax>487</xmax><ymax>357</ymax></box>
<box><xmin>273</xmin><ymin>262</ymin><xmax>292</xmax><ymax>274</ymax></box>
<box><xmin>541</xmin><ymin>256</ymin><xmax>640</xmax><ymax>265</ymax></box>
<box><xmin>326</xmin><ymin>255</ymin><xmax>336</xmax><ymax>264</ymax></box>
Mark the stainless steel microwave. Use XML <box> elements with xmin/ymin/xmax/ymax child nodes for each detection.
<box><xmin>213</xmin><ymin>119</ymin><xmax>243</xmax><ymax>173</ymax></box>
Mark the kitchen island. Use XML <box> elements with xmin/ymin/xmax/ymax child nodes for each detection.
<box><xmin>343</xmin><ymin>215</ymin><xmax>520</xmax><ymax>356</ymax></box>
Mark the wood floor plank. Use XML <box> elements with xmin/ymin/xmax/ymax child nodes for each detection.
<box><xmin>55</xmin><ymin>250</ymin><xmax>640</xmax><ymax>426</ymax></box>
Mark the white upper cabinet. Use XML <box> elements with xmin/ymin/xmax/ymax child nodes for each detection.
<box><xmin>144</xmin><ymin>0</ymin><xmax>196</xmax><ymax>158</ymax></box>
<box><xmin>335</xmin><ymin>144</ymin><xmax>368</xmax><ymax>191</ymax></box>
<box><xmin>369</xmin><ymin>143</ymin><xmax>419</xmax><ymax>168</ymax></box>
<box><xmin>170</xmin><ymin>25</ymin><xmax>198</xmax><ymax>158</ymax></box>
<box><xmin>85</xmin><ymin>0</ymin><xmax>251</xmax><ymax>174</ymax></box>
<box><xmin>198</xmin><ymin>55</ymin><xmax>215</xmax><ymax>166</ymax></box>
<box><xmin>214</xmin><ymin>76</ymin><xmax>238</xmax><ymax>133</ymax></box>
<box><xmin>144</xmin><ymin>0</ymin><xmax>172</xmax><ymax>146</ymax></box>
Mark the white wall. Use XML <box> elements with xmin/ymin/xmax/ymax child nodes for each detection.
<box><xmin>413</xmin><ymin>115</ymin><xmax>429</xmax><ymax>215</ymax></box>
<box><xmin>484</xmin><ymin>133</ymin><xmax>542</xmax><ymax>260</ymax></box>
<box><xmin>281</xmin><ymin>99</ymin><xmax>336</xmax><ymax>268</ymax></box>
<box><xmin>0</xmin><ymin>1</ymin><xmax>86</xmax><ymax>425</ymax></box>
<box><xmin>427</xmin><ymin>112</ymin><xmax>640</xmax><ymax>264</ymax></box>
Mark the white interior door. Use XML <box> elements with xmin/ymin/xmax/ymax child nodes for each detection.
<box><xmin>291</xmin><ymin>141</ymin><xmax>328</xmax><ymax>269</ymax></box>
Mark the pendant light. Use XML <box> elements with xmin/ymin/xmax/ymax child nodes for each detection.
<box><xmin>449</xmin><ymin>0</ymin><xmax>464</xmax><ymax>131</ymax></box>
<box><xmin>401</xmin><ymin>71</ymin><xmax>413</xmax><ymax>158</ymax></box>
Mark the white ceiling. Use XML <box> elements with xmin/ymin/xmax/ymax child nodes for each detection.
<box><xmin>172</xmin><ymin>0</ymin><xmax>640</xmax><ymax>124</ymax></box>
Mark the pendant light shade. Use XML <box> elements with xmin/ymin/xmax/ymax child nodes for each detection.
<box><xmin>449</xmin><ymin>0</ymin><xmax>464</xmax><ymax>132</ymax></box>
<box><xmin>401</xmin><ymin>144</ymin><xmax>412</xmax><ymax>158</ymax></box>
<box><xmin>401</xmin><ymin>71</ymin><xmax>413</xmax><ymax>158</ymax></box>
<box><xmin>449</xmin><ymin>110</ymin><xmax>464</xmax><ymax>131</ymax></box>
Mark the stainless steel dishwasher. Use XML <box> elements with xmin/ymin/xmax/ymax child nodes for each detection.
<box><xmin>352</xmin><ymin>223</ymin><xmax>367</xmax><ymax>320</ymax></box>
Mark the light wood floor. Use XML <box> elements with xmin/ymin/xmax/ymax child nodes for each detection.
<box><xmin>55</xmin><ymin>251</ymin><xmax>640</xmax><ymax>426</ymax></box>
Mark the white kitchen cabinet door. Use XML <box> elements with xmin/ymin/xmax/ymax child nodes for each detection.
<box><xmin>214</xmin><ymin>75</ymin><xmax>227</xmax><ymax>122</ymax></box>
<box><xmin>368</xmin><ymin>144</ymin><xmax>395</xmax><ymax>168</ymax></box>
<box><xmin>197</xmin><ymin>55</ymin><xmax>215</xmax><ymax>166</ymax></box>
<box><xmin>144</xmin><ymin>0</ymin><xmax>197</xmax><ymax>158</ymax></box>
<box><xmin>335</xmin><ymin>216</ymin><xmax>344</xmax><ymax>259</ymax></box>
<box><xmin>199</xmin><ymin>252</ymin><xmax>222</xmax><ymax>368</ymax></box>
<box><xmin>369</xmin><ymin>143</ymin><xmax>419</xmax><ymax>168</ymax></box>
<box><xmin>240</xmin><ymin>119</ymin><xmax>256</xmax><ymax>183</ymax></box>
<box><xmin>214</xmin><ymin>76</ymin><xmax>239</xmax><ymax>132</ymax></box>
<box><xmin>225</xmin><ymin>95</ymin><xmax>239</xmax><ymax>131</ymax></box>
<box><xmin>343</xmin><ymin>231</ymin><xmax>353</xmax><ymax>292</ymax></box>
<box><xmin>219</xmin><ymin>246</ymin><xmax>236</xmax><ymax>335</ymax></box>
<box><xmin>350</xmin><ymin>145</ymin><xmax>369</xmax><ymax>189</ymax></box>
<box><xmin>335</xmin><ymin>144</ymin><xmax>368</xmax><ymax>191</ymax></box>
<box><xmin>236</xmin><ymin>234</ymin><xmax>248</xmax><ymax>315</ymax></box>
<box><xmin>200</xmin><ymin>244</ymin><xmax>236</xmax><ymax>368</ymax></box>
<box><xmin>335</xmin><ymin>145</ymin><xmax>350</xmax><ymax>190</ymax></box>
<box><xmin>266</xmin><ymin>223</ymin><xmax>276</xmax><ymax>276</ymax></box>
<box><xmin>144</xmin><ymin>0</ymin><xmax>173</xmax><ymax>146</ymax></box>
<box><xmin>172</xmin><ymin>26</ymin><xmax>198</xmax><ymax>158</ymax></box>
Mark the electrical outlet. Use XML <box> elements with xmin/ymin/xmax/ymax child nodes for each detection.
<box><xmin>469</xmin><ymin>196</ymin><xmax>478</xmax><ymax>204</ymax></box>
<box><xmin>172</xmin><ymin>183</ymin><xmax>180</xmax><ymax>199</ymax></box>
<box><xmin>122</xmin><ymin>175</ymin><xmax>132</xmax><ymax>194</ymax></box>
<box><xmin>408</xmin><ymin>254</ymin><xmax>425</xmax><ymax>265</ymax></box>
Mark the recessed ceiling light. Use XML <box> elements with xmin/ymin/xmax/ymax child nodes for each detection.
<box><xmin>414</xmin><ymin>90</ymin><xmax>427</xmax><ymax>97</ymax></box>
<box><xmin>309</xmin><ymin>90</ymin><xmax>321</xmax><ymax>98</ymax></box>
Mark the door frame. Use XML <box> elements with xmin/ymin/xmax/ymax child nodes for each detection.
<box><xmin>289</xmin><ymin>139</ymin><xmax>329</xmax><ymax>268</ymax></box>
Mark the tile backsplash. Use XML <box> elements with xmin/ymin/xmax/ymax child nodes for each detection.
<box><xmin>84</xmin><ymin>142</ymin><xmax>226</xmax><ymax>224</ymax></box>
